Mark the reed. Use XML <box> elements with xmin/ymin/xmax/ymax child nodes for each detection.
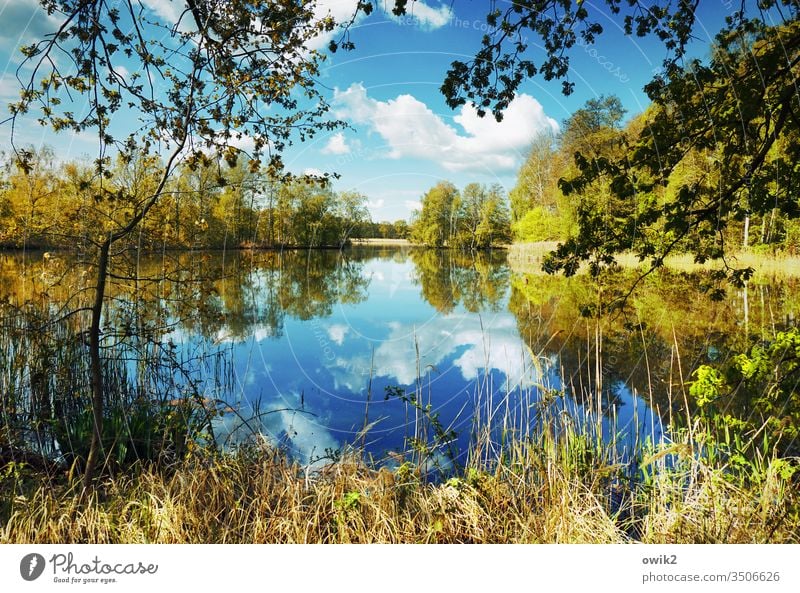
<box><xmin>1</xmin><ymin>296</ymin><xmax>798</xmax><ymax>544</ymax></box>
<box><xmin>508</xmin><ymin>242</ymin><xmax>800</xmax><ymax>279</ymax></box>
<box><xmin>2</xmin><ymin>352</ymin><xmax>797</xmax><ymax>543</ymax></box>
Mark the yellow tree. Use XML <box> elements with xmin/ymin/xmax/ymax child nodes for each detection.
<box><xmin>9</xmin><ymin>0</ymin><xmax>346</xmax><ymax>489</ymax></box>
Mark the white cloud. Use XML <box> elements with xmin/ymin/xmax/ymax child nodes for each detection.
<box><xmin>324</xmin><ymin>311</ymin><xmax>548</xmax><ymax>394</ymax></box>
<box><xmin>333</xmin><ymin>83</ymin><xmax>559</xmax><ymax>173</ymax></box>
<box><xmin>303</xmin><ymin>167</ymin><xmax>325</xmax><ymax>177</ymax></box>
<box><xmin>321</xmin><ymin>132</ymin><xmax>351</xmax><ymax>155</ymax></box>
<box><xmin>0</xmin><ymin>73</ymin><xmax>21</xmax><ymax>101</ymax></box>
<box><xmin>112</xmin><ymin>65</ymin><xmax>131</xmax><ymax>80</ymax></box>
<box><xmin>139</xmin><ymin>0</ymin><xmax>197</xmax><ymax>34</ymax></box>
<box><xmin>139</xmin><ymin>0</ymin><xmax>362</xmax><ymax>52</ymax></box>
<box><xmin>214</xmin><ymin>323</ymin><xmax>274</xmax><ymax>344</ymax></box>
<box><xmin>307</xmin><ymin>0</ymin><xmax>363</xmax><ymax>51</ymax></box>
<box><xmin>326</xmin><ymin>324</ymin><xmax>350</xmax><ymax>346</ymax></box>
<box><xmin>404</xmin><ymin>200</ymin><xmax>422</xmax><ymax>212</ymax></box>
<box><xmin>140</xmin><ymin>0</ymin><xmax>186</xmax><ymax>24</ymax></box>
<box><xmin>214</xmin><ymin>390</ymin><xmax>339</xmax><ymax>467</ymax></box>
<box><xmin>382</xmin><ymin>1</ymin><xmax>453</xmax><ymax>30</ymax></box>
<box><xmin>314</xmin><ymin>0</ymin><xmax>362</xmax><ymax>26</ymax></box>
<box><xmin>367</xmin><ymin>198</ymin><xmax>385</xmax><ymax>210</ymax></box>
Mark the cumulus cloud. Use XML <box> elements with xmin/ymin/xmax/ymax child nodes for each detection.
<box><xmin>381</xmin><ymin>0</ymin><xmax>453</xmax><ymax>30</ymax></box>
<box><xmin>307</xmin><ymin>0</ymin><xmax>363</xmax><ymax>51</ymax></box>
<box><xmin>404</xmin><ymin>200</ymin><xmax>422</xmax><ymax>212</ymax></box>
<box><xmin>213</xmin><ymin>323</ymin><xmax>275</xmax><ymax>345</ymax></box>
<box><xmin>321</xmin><ymin>132</ymin><xmax>351</xmax><ymax>155</ymax></box>
<box><xmin>326</xmin><ymin>312</ymin><xmax>546</xmax><ymax>393</ymax></box>
<box><xmin>375</xmin><ymin>313</ymin><xmax>538</xmax><ymax>387</ymax></box>
<box><xmin>139</xmin><ymin>1</ymin><xmax>363</xmax><ymax>52</ymax></box>
<box><xmin>303</xmin><ymin>167</ymin><xmax>326</xmax><ymax>177</ymax></box>
<box><xmin>214</xmin><ymin>390</ymin><xmax>340</xmax><ymax>467</ymax></box>
<box><xmin>326</xmin><ymin>324</ymin><xmax>350</xmax><ymax>346</ymax></box>
<box><xmin>140</xmin><ymin>0</ymin><xmax>187</xmax><ymax>25</ymax></box>
<box><xmin>333</xmin><ymin>83</ymin><xmax>559</xmax><ymax>172</ymax></box>
<box><xmin>312</xmin><ymin>0</ymin><xmax>454</xmax><ymax>54</ymax></box>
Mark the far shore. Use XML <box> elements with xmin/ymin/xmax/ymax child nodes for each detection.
<box><xmin>349</xmin><ymin>238</ymin><xmax>412</xmax><ymax>246</ymax></box>
<box><xmin>509</xmin><ymin>242</ymin><xmax>800</xmax><ymax>278</ymax></box>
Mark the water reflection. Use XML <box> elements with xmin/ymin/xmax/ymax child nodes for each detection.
<box><xmin>2</xmin><ymin>247</ymin><xmax>798</xmax><ymax>467</ymax></box>
<box><xmin>213</xmin><ymin>248</ymin><xmax>522</xmax><ymax>464</ymax></box>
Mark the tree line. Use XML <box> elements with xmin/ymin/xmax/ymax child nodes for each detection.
<box><xmin>0</xmin><ymin>148</ymin><xmax>377</xmax><ymax>250</ymax></box>
<box><xmin>512</xmin><ymin>88</ymin><xmax>800</xmax><ymax>262</ymax></box>
<box><xmin>0</xmin><ymin>148</ymin><xmax>516</xmax><ymax>251</ymax></box>
<box><xmin>508</xmin><ymin>14</ymin><xmax>800</xmax><ymax>284</ymax></box>
<box><xmin>409</xmin><ymin>181</ymin><xmax>511</xmax><ymax>248</ymax></box>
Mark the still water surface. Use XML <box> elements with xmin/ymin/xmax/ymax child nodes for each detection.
<box><xmin>5</xmin><ymin>246</ymin><xmax>798</xmax><ymax>468</ymax></box>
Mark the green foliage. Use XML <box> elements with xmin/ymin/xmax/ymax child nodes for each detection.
<box><xmin>384</xmin><ymin>384</ymin><xmax>458</xmax><ymax>472</ymax></box>
<box><xmin>689</xmin><ymin>366</ymin><xmax>725</xmax><ymax>408</ymax></box>
<box><xmin>410</xmin><ymin>181</ymin><xmax>459</xmax><ymax>247</ymax></box>
<box><xmin>512</xmin><ymin>207</ymin><xmax>564</xmax><ymax>242</ymax></box>
<box><xmin>0</xmin><ymin>151</ymin><xmax>371</xmax><ymax>250</ymax></box>
<box><xmin>436</xmin><ymin>1</ymin><xmax>709</xmax><ymax>115</ymax></box>
<box><xmin>336</xmin><ymin>491</ymin><xmax>362</xmax><ymax>512</ymax></box>
<box><xmin>509</xmin><ymin>96</ymin><xmax>626</xmax><ymax>247</ymax></box>
<box><xmin>546</xmin><ymin>18</ymin><xmax>800</xmax><ymax>283</ymax></box>
<box><xmin>410</xmin><ymin>249</ymin><xmax>509</xmax><ymax>313</ymax></box>
<box><xmin>410</xmin><ymin>181</ymin><xmax>510</xmax><ymax>248</ymax></box>
<box><xmin>354</xmin><ymin>218</ymin><xmax>409</xmax><ymax>239</ymax></box>
<box><xmin>690</xmin><ymin>327</ymin><xmax>800</xmax><ymax>457</ymax></box>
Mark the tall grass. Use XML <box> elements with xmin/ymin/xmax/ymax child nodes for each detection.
<box><xmin>508</xmin><ymin>241</ymin><xmax>800</xmax><ymax>278</ymax></box>
<box><xmin>2</xmin><ymin>429</ymin><xmax>796</xmax><ymax>543</ymax></box>
<box><xmin>2</xmin><ymin>341</ymin><xmax>798</xmax><ymax>543</ymax></box>
<box><xmin>1</xmin><ymin>271</ymin><xmax>798</xmax><ymax>543</ymax></box>
<box><xmin>0</xmin><ymin>301</ymin><xmax>227</xmax><ymax>480</ymax></box>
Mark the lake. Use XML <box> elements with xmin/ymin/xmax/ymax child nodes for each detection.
<box><xmin>2</xmin><ymin>246</ymin><xmax>798</xmax><ymax>470</ymax></box>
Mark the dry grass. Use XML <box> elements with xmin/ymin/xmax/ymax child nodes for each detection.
<box><xmin>2</xmin><ymin>431</ymin><xmax>797</xmax><ymax>544</ymax></box>
<box><xmin>508</xmin><ymin>242</ymin><xmax>800</xmax><ymax>279</ymax></box>
<box><xmin>350</xmin><ymin>238</ymin><xmax>413</xmax><ymax>246</ymax></box>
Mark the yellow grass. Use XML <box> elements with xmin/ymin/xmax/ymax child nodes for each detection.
<box><xmin>350</xmin><ymin>238</ymin><xmax>413</xmax><ymax>246</ymax></box>
<box><xmin>2</xmin><ymin>437</ymin><xmax>797</xmax><ymax>544</ymax></box>
<box><xmin>508</xmin><ymin>242</ymin><xmax>800</xmax><ymax>279</ymax></box>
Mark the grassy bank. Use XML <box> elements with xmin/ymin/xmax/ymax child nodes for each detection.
<box><xmin>350</xmin><ymin>238</ymin><xmax>413</xmax><ymax>246</ymax></box>
<box><xmin>2</xmin><ymin>401</ymin><xmax>798</xmax><ymax>544</ymax></box>
<box><xmin>508</xmin><ymin>242</ymin><xmax>800</xmax><ymax>278</ymax></box>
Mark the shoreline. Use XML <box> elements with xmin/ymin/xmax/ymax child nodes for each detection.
<box><xmin>508</xmin><ymin>242</ymin><xmax>800</xmax><ymax>278</ymax></box>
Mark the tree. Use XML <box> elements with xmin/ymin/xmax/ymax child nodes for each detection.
<box><xmin>459</xmin><ymin>183</ymin><xmax>486</xmax><ymax>248</ymax></box>
<box><xmin>474</xmin><ymin>185</ymin><xmax>511</xmax><ymax>248</ymax></box>
<box><xmin>334</xmin><ymin>191</ymin><xmax>370</xmax><ymax>246</ymax></box>
<box><xmin>560</xmin><ymin>95</ymin><xmax>625</xmax><ymax>158</ymax></box>
<box><xmin>8</xmin><ymin>0</ymin><xmax>343</xmax><ymax>489</ymax></box>
<box><xmin>2</xmin><ymin>146</ymin><xmax>63</xmax><ymax>248</ymax></box>
<box><xmin>371</xmin><ymin>1</ymin><xmax>798</xmax><ymax>283</ymax></box>
<box><xmin>458</xmin><ymin>182</ymin><xmax>511</xmax><ymax>248</ymax></box>
<box><xmin>392</xmin><ymin>219</ymin><xmax>409</xmax><ymax>239</ymax></box>
<box><xmin>434</xmin><ymin>1</ymin><xmax>737</xmax><ymax>114</ymax></box>
<box><xmin>510</xmin><ymin>97</ymin><xmax>625</xmax><ymax>244</ymax></box>
<box><xmin>292</xmin><ymin>187</ymin><xmax>334</xmax><ymax>248</ymax></box>
<box><xmin>510</xmin><ymin>133</ymin><xmax>572</xmax><ymax>243</ymax></box>
<box><xmin>509</xmin><ymin>132</ymin><xmax>561</xmax><ymax>223</ymax></box>
<box><xmin>546</xmin><ymin>18</ymin><xmax>800</xmax><ymax>288</ymax></box>
<box><xmin>410</xmin><ymin>181</ymin><xmax>459</xmax><ymax>247</ymax></box>
<box><xmin>410</xmin><ymin>181</ymin><xmax>510</xmax><ymax>249</ymax></box>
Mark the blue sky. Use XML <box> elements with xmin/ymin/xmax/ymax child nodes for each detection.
<box><xmin>0</xmin><ymin>0</ymin><xmax>734</xmax><ymax>221</ymax></box>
